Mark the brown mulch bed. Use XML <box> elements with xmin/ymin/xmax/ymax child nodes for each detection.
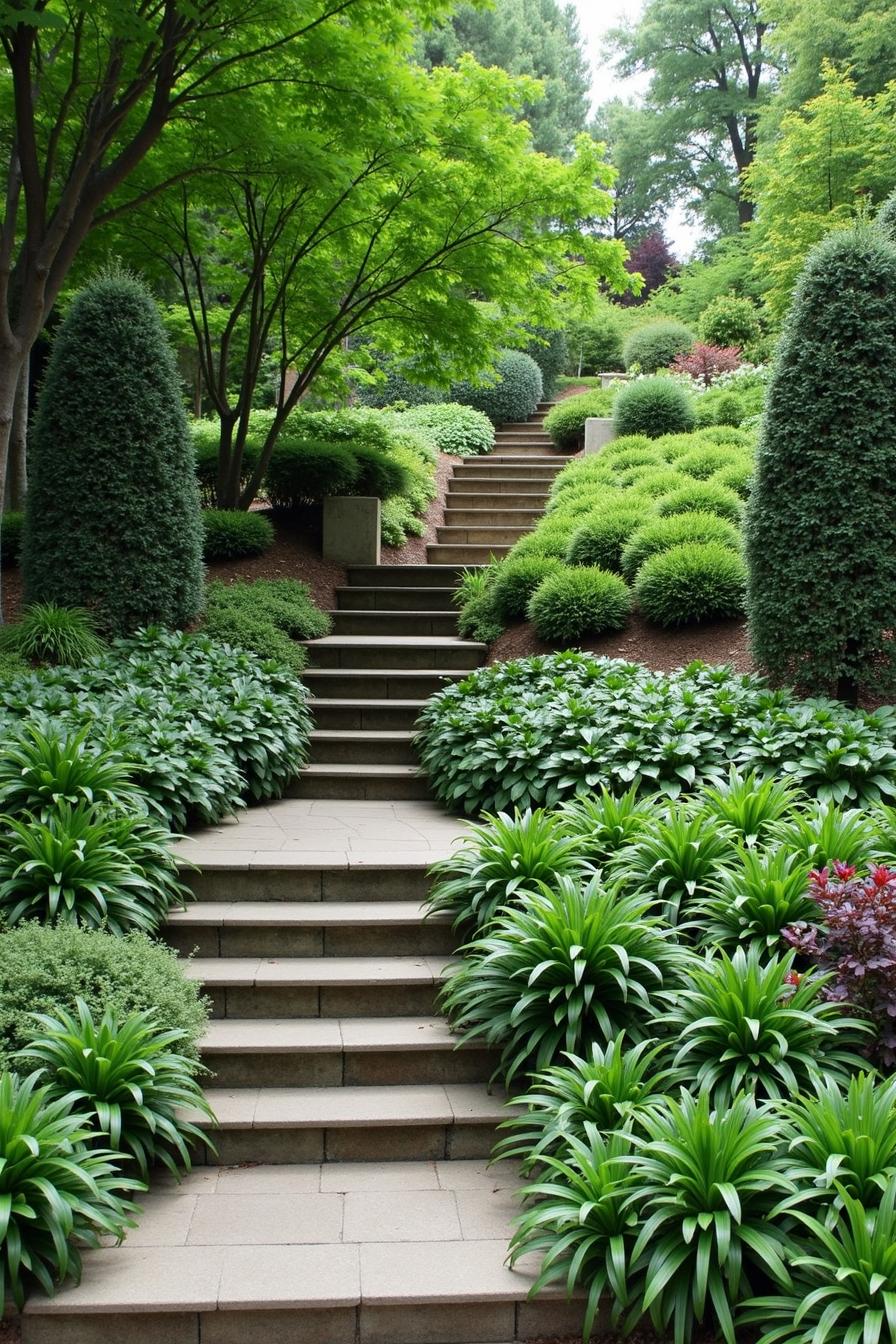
<box><xmin>489</xmin><ymin>614</ymin><xmax>754</xmax><ymax>676</ymax></box>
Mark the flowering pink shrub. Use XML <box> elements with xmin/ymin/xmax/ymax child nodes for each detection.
<box><xmin>670</xmin><ymin>342</ymin><xmax>741</xmax><ymax>386</ymax></box>
<box><xmin>783</xmin><ymin>862</ymin><xmax>896</xmax><ymax>1066</ymax></box>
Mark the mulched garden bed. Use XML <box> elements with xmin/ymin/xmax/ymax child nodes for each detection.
<box><xmin>489</xmin><ymin>613</ymin><xmax>754</xmax><ymax>675</ymax></box>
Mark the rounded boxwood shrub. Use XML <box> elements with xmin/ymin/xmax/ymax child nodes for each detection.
<box><xmin>0</xmin><ymin>511</ymin><xmax>22</xmax><ymax>566</ymax></box>
<box><xmin>621</xmin><ymin>511</ymin><xmax>741</xmax><ymax>581</ymax></box>
<box><xmin>266</xmin><ymin>438</ymin><xmax>360</xmax><ymax>508</ymax></box>
<box><xmin>543</xmin><ymin>390</ymin><xmax>614</xmax><ymax>450</ymax></box>
<box><xmin>0</xmin><ymin>921</ymin><xmax>207</xmax><ymax>1071</ymax></box>
<box><xmin>351</xmin><ymin>445</ymin><xmax>409</xmax><ymax>499</ymax></box>
<box><xmin>676</xmin><ymin>444</ymin><xmax>738</xmax><ymax>480</ymax></box>
<box><xmin>636</xmin><ymin>541</ymin><xmax>746</xmax><ymax>627</ymax></box>
<box><xmin>400</xmin><ymin>403</ymin><xmax>494</xmax><ymax>456</ymax></box>
<box><xmin>613</xmin><ymin>377</ymin><xmax>697</xmax><ymax>439</ymax></box>
<box><xmin>202</xmin><ymin>510</ymin><xmax>275</xmax><ymax>562</ymax></box>
<box><xmin>564</xmin><ymin>507</ymin><xmax>643</xmax><ymax>572</ymax></box>
<box><xmin>714</xmin><ymin>392</ymin><xmax>746</xmax><ymax>426</ymax></box>
<box><xmin>451</xmin><ymin>350</ymin><xmax>543</xmax><ymax>426</ymax></box>
<box><xmin>698</xmin><ymin>294</ymin><xmax>762</xmax><ymax>350</ymax></box>
<box><xmin>24</xmin><ymin>271</ymin><xmax>203</xmax><ymax>634</ymax></box>
<box><xmin>656</xmin><ymin>479</ymin><xmax>744</xmax><ymax>523</ymax></box>
<box><xmin>622</xmin><ymin>320</ymin><xmax>695</xmax><ymax>373</ymax></box>
<box><xmin>527</xmin><ymin>567</ymin><xmax>631</xmax><ymax>644</ymax></box>
<box><xmin>491</xmin><ymin>555</ymin><xmax>563</xmax><ymax>622</ymax></box>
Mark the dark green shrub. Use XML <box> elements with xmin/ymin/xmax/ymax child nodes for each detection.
<box><xmin>192</xmin><ymin>421</ymin><xmax>261</xmax><ymax>508</ymax></box>
<box><xmin>351</xmin><ymin>445</ymin><xmax>409</xmax><ymax>499</ymax></box>
<box><xmin>203</xmin><ymin>578</ymin><xmax>330</xmax><ymax>672</ymax></box>
<box><xmin>544</xmin><ymin>390</ymin><xmax>614</xmax><ymax>449</ymax></box>
<box><xmin>202</xmin><ymin>510</ymin><xmax>275</xmax><ymax>562</ymax></box>
<box><xmin>636</xmin><ymin>541</ymin><xmax>747</xmax><ymax>627</ymax></box>
<box><xmin>266</xmin><ymin>438</ymin><xmax>360</xmax><ymax>508</ymax></box>
<box><xmin>0</xmin><ymin>603</ymin><xmax>103</xmax><ymax>666</ymax></box>
<box><xmin>527</xmin><ymin>567</ymin><xmax>631</xmax><ymax>643</ymax></box>
<box><xmin>747</xmin><ymin>226</ymin><xmax>896</xmax><ymax>699</ymax></box>
<box><xmin>566</xmin><ymin>315</ymin><xmax>624</xmax><ymax>374</ymax></box>
<box><xmin>877</xmin><ymin>189</ymin><xmax>896</xmax><ymax>241</ymax></box>
<box><xmin>524</xmin><ymin>326</ymin><xmax>568</xmax><ymax>399</ymax></box>
<box><xmin>621</xmin><ymin>511</ymin><xmax>741</xmax><ymax>581</ymax></box>
<box><xmin>491</xmin><ymin>556</ymin><xmax>563</xmax><ymax>622</ymax></box>
<box><xmin>353</xmin><ymin>351</ymin><xmax>442</xmax><ymax>407</ymax></box>
<box><xmin>0</xmin><ymin>510</ymin><xmax>22</xmax><ymax>565</ymax></box>
<box><xmin>622</xmin><ymin>320</ymin><xmax>694</xmax><ymax>373</ymax></box>
<box><xmin>399</xmin><ymin>403</ymin><xmax>494</xmax><ymax>456</ymax></box>
<box><xmin>23</xmin><ymin>271</ymin><xmax>203</xmax><ymax>633</ymax></box>
<box><xmin>656</xmin><ymin>479</ymin><xmax>743</xmax><ymax>523</ymax></box>
<box><xmin>451</xmin><ymin>350</ymin><xmax>543</xmax><ymax>425</ymax></box>
<box><xmin>714</xmin><ymin>392</ymin><xmax>746</xmax><ymax>426</ymax></box>
<box><xmin>457</xmin><ymin>591</ymin><xmax>503</xmax><ymax>643</ymax></box>
<box><xmin>565</xmin><ymin>508</ymin><xmax>643</xmax><ymax>572</ymax></box>
<box><xmin>698</xmin><ymin>294</ymin><xmax>762</xmax><ymax>349</ymax></box>
<box><xmin>0</xmin><ymin>922</ymin><xmax>208</xmax><ymax>1071</ymax></box>
<box><xmin>613</xmin><ymin>377</ymin><xmax>696</xmax><ymax>439</ymax></box>
<box><xmin>0</xmin><ymin>1071</ymin><xmax>138</xmax><ymax>1313</ymax></box>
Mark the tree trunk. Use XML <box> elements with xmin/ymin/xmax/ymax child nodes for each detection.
<box><xmin>737</xmin><ymin>195</ymin><xmax>754</xmax><ymax>226</ymax></box>
<box><xmin>0</xmin><ymin>341</ymin><xmax>27</xmax><ymax>623</ymax></box>
<box><xmin>6</xmin><ymin>358</ymin><xmax>29</xmax><ymax>509</ymax></box>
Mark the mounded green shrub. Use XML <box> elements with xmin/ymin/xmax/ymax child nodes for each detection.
<box><xmin>203</xmin><ymin>578</ymin><xmax>329</xmax><ymax>671</ymax></box>
<box><xmin>23</xmin><ymin>271</ymin><xmax>203</xmax><ymax>633</ymax></box>
<box><xmin>524</xmin><ymin>327</ymin><xmax>568</xmax><ymax>400</ymax></box>
<box><xmin>714</xmin><ymin>392</ymin><xmax>746</xmax><ymax>426</ymax></box>
<box><xmin>698</xmin><ymin>294</ymin><xmax>762</xmax><ymax>350</ymax></box>
<box><xmin>351</xmin><ymin>445</ymin><xmax>410</xmax><ymax>499</ymax></box>
<box><xmin>676</xmin><ymin>444</ymin><xmax>740</xmax><ymax>480</ymax></box>
<box><xmin>266</xmin><ymin>438</ymin><xmax>360</xmax><ymax>508</ymax></box>
<box><xmin>491</xmin><ymin>556</ymin><xmax>563</xmax><ymax>622</ymax></box>
<box><xmin>621</xmin><ymin>511</ymin><xmax>741</xmax><ymax>581</ymax></box>
<box><xmin>457</xmin><ymin>591</ymin><xmax>504</xmax><ymax>643</ymax></box>
<box><xmin>622</xmin><ymin>321</ymin><xmax>694</xmax><ymax>373</ymax></box>
<box><xmin>565</xmin><ymin>507</ymin><xmax>643</xmax><ymax>572</ymax></box>
<box><xmin>0</xmin><ymin>511</ymin><xmax>22</xmax><ymax>565</ymax></box>
<box><xmin>878</xmin><ymin>189</ymin><xmax>896</xmax><ymax>241</ymax></box>
<box><xmin>527</xmin><ymin>567</ymin><xmax>631</xmax><ymax>643</ymax></box>
<box><xmin>613</xmin><ymin>377</ymin><xmax>697</xmax><ymax>439</ymax></box>
<box><xmin>451</xmin><ymin>350</ymin><xmax>543</xmax><ymax>426</ymax></box>
<box><xmin>543</xmin><ymin>390</ymin><xmax>614</xmax><ymax>450</ymax></box>
<box><xmin>656</xmin><ymin>479</ymin><xmax>744</xmax><ymax>523</ymax></box>
<box><xmin>746</xmin><ymin>226</ymin><xmax>896</xmax><ymax>698</ymax></box>
<box><xmin>353</xmin><ymin>351</ymin><xmax>442</xmax><ymax>408</ymax></box>
<box><xmin>713</xmin><ymin>459</ymin><xmax>754</xmax><ymax>498</ymax></box>
<box><xmin>202</xmin><ymin>510</ymin><xmax>275</xmax><ymax>562</ymax></box>
<box><xmin>191</xmin><ymin>420</ymin><xmax>261</xmax><ymax>508</ymax></box>
<box><xmin>0</xmin><ymin>922</ymin><xmax>207</xmax><ymax>1071</ymax></box>
<box><xmin>566</xmin><ymin>314</ymin><xmax>624</xmax><ymax>375</ymax></box>
<box><xmin>399</xmin><ymin>403</ymin><xmax>494</xmax><ymax>456</ymax></box>
<box><xmin>636</xmin><ymin>541</ymin><xmax>747</xmax><ymax>627</ymax></box>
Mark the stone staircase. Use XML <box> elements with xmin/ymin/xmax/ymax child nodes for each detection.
<box><xmin>19</xmin><ymin>401</ymin><xmax>583</xmax><ymax>1344</ymax></box>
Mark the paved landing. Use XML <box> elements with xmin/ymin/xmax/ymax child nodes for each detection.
<box><xmin>175</xmin><ymin>798</ymin><xmax>468</xmax><ymax>868</ymax></box>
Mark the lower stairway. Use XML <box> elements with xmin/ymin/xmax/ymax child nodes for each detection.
<box><xmin>20</xmin><ymin>401</ymin><xmax>584</xmax><ymax>1344</ymax></box>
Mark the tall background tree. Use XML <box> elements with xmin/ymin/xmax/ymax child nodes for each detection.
<box><xmin>419</xmin><ymin>0</ymin><xmax>591</xmax><ymax>157</ymax></box>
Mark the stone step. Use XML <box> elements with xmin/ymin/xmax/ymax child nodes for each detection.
<box><xmin>200</xmin><ymin>1017</ymin><xmax>494</xmax><ymax>1088</ymax></box>
<box><xmin>445</xmin><ymin>491</ymin><xmax>549</xmax><ymax>509</ymax></box>
<box><xmin>336</xmin><ymin>585</ymin><xmax>456</xmax><ymax>612</ymax></box>
<box><xmin>329</xmin><ymin>609</ymin><xmax>458</xmax><ymax>637</ymax></box>
<box><xmin>442</xmin><ymin>507</ymin><xmax>543</xmax><ymax>528</ymax></box>
<box><xmin>166</xmin><ymin>901</ymin><xmax>453</xmax><ymax>959</ymax></box>
<box><xmin>301</xmin><ymin>667</ymin><xmax>467</xmax><ymax>699</ymax></box>
<box><xmin>444</xmin><ymin>476</ymin><xmax>551</xmax><ymax>495</ymax></box>
<box><xmin>189</xmin><ymin>1082</ymin><xmax>508</xmax><ymax>1164</ymax></box>
<box><xmin>187</xmin><ymin>953</ymin><xmax>456</xmax><ymax>1019</ymax></box>
<box><xmin>306</xmin><ymin>636</ymin><xmax>485</xmax><ymax>671</ymax></box>
<box><xmin>499</xmin><ymin>421</ymin><xmax>554</xmax><ymax>431</ymax></box>
<box><xmin>486</xmin><ymin>454</ymin><xmax>564</xmax><ymax>465</ymax></box>
<box><xmin>347</xmin><ymin>564</ymin><xmax>463</xmax><ymax>588</ymax></box>
<box><xmin>452</xmin><ymin>463</ymin><xmax>561</xmax><ymax>479</ymax></box>
<box><xmin>427</xmin><ymin>543</ymin><xmax>512</xmax><ymax>564</ymax></box>
<box><xmin>493</xmin><ymin>435</ymin><xmax>554</xmax><ymax>447</ymax></box>
<box><xmin>308</xmin><ymin>728</ymin><xmax>418</xmax><ymax>766</ymax></box>
<box><xmin>289</xmin><ymin>763</ymin><xmax>431</xmax><ymax>801</ymax></box>
<box><xmin>435</xmin><ymin>526</ymin><xmax>530</xmax><ymax>546</ymax></box>
<box><xmin>309</xmin><ymin>697</ymin><xmax>426</xmax><ymax>730</ymax></box>
<box><xmin>182</xmin><ymin>857</ymin><xmax>445</xmax><ymax>905</ymax></box>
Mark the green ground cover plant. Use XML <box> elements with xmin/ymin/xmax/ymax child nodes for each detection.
<box><xmin>203</xmin><ymin>578</ymin><xmax>329</xmax><ymax>671</ymax></box>
<box><xmin>201</xmin><ymin>510</ymin><xmax>275</xmax><ymax>562</ymax></box>
<box><xmin>398</xmin><ymin>403</ymin><xmax>494</xmax><ymax>456</ymax></box>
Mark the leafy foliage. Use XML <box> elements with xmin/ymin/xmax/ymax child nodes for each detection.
<box><xmin>526</xmin><ymin>566</ymin><xmax>631</xmax><ymax>644</ymax></box>
<box><xmin>201</xmin><ymin>510</ymin><xmax>275</xmax><ymax>562</ymax></box>
<box><xmin>610</xmin><ymin>804</ymin><xmax>739</xmax><ymax>925</ymax></box>
<box><xmin>451</xmin><ymin>349</ymin><xmax>544</xmax><ymax>425</ymax></box>
<box><xmin>635</xmin><ymin>541</ymin><xmax>747</xmax><ymax>627</ymax></box>
<box><xmin>621</xmin><ymin>510</ymin><xmax>741</xmax><ymax>581</ymax></box>
<box><xmin>0</xmin><ymin>510</ymin><xmax>22</xmax><ymax>566</ymax></box>
<box><xmin>0</xmin><ymin>724</ymin><xmax>144</xmax><ymax>822</ymax></box>
<box><xmin>614</xmin><ymin>376</ymin><xmax>697</xmax><ymax>438</ymax></box>
<box><xmin>695</xmin><ymin>847</ymin><xmax>818</xmax><ymax>954</ymax></box>
<box><xmin>543</xmin><ymin>390</ymin><xmax>614</xmax><ymax>449</ymax></box>
<box><xmin>565</xmin><ymin>508</ymin><xmax>643</xmax><ymax>572</ymax></box>
<box><xmin>656</xmin><ymin>479</ymin><xmax>744</xmax><ymax>522</ymax></box>
<box><xmin>622</xmin><ymin>320</ymin><xmax>695</xmax><ymax>372</ymax></box>
<box><xmin>203</xmin><ymin>578</ymin><xmax>329</xmax><ymax>672</ymax></box>
<box><xmin>23</xmin><ymin>272</ymin><xmax>203</xmax><ymax>634</ymax></box>
<box><xmin>557</xmin><ymin>786</ymin><xmax>659</xmax><ymax>863</ymax></box>
<box><xmin>783</xmin><ymin>1072</ymin><xmax>896</xmax><ymax>1215</ymax></box>
<box><xmin>0</xmin><ymin>1071</ymin><xmax>139</xmax><ymax>1314</ymax></box>
<box><xmin>670</xmin><ymin>343</ymin><xmax>742</xmax><ymax>386</ymax></box>
<box><xmin>266</xmin><ymin>438</ymin><xmax>361</xmax><ymax>507</ymax></box>
<box><xmin>490</xmin><ymin>555</ymin><xmax>562</xmax><ymax>622</ymax></box>
<box><xmin>398</xmin><ymin>402</ymin><xmax>494</xmax><ymax>455</ymax></box>
<box><xmin>699</xmin><ymin>294</ymin><xmax>762</xmax><ymax>350</ymax></box>
<box><xmin>0</xmin><ymin>603</ymin><xmax>103</xmax><ymax>667</ymax></box>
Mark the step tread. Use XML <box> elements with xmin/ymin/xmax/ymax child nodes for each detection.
<box><xmin>168</xmin><ymin>901</ymin><xmax>444</xmax><ymax>927</ymax></box>
<box><xmin>201</xmin><ymin>1016</ymin><xmax>475</xmax><ymax>1053</ymax></box>
<box><xmin>301</xmin><ymin>668</ymin><xmax>467</xmax><ymax>678</ymax></box>
<box><xmin>195</xmin><ymin>1082</ymin><xmax>509</xmax><ymax>1128</ymax></box>
<box><xmin>328</xmin><ymin>610</ymin><xmax>457</xmax><ymax>619</ymax></box>
<box><xmin>185</xmin><ymin>955</ymin><xmax>457</xmax><ymax>986</ymax></box>
<box><xmin>309</xmin><ymin>697</ymin><xmax>428</xmax><ymax>710</ymax></box>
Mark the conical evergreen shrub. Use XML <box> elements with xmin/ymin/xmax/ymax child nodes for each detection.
<box><xmin>745</xmin><ymin>226</ymin><xmax>896</xmax><ymax>699</ymax></box>
<box><xmin>23</xmin><ymin>271</ymin><xmax>203</xmax><ymax>633</ymax></box>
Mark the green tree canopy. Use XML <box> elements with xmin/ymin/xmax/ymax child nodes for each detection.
<box><xmin>765</xmin><ymin>0</ymin><xmax>896</xmax><ymax>109</ymax></box>
<box><xmin>589</xmin><ymin>99</ymin><xmax>667</xmax><ymax>241</ymax></box>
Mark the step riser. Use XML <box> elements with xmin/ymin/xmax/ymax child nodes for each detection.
<box><xmin>329</xmin><ymin>611</ymin><xmax>458</xmax><ymax>636</ymax></box>
<box><xmin>311</xmin><ymin>702</ymin><xmax>423</xmax><ymax>730</ymax></box>
<box><xmin>288</xmin><ymin>772</ymin><xmax>431</xmax><ymax>801</ymax></box>
<box><xmin>206</xmin><ymin>983</ymin><xmax>442</xmax><ymax>1019</ymax></box>
<box><xmin>205</xmin><ymin>1048</ymin><xmax>494</xmax><ymax>1089</ymax></box>
<box><xmin>166</xmin><ymin>923</ymin><xmax>454</xmax><ymax>959</ymax></box>
<box><xmin>197</xmin><ymin>1119</ymin><xmax>498</xmax><ymax>1165</ymax></box>
<box><xmin>336</xmin><ymin>587</ymin><xmax>456</xmax><ymax>611</ymax></box>
<box><xmin>302</xmin><ymin>671</ymin><xmax>465</xmax><ymax>698</ymax></box>
<box><xmin>452</xmin><ymin>467</ymin><xmax>561</xmax><ymax>480</ymax></box>
<box><xmin>443</xmin><ymin>510</ymin><xmax>542</xmax><ymax>527</ymax></box>
<box><xmin>347</xmin><ymin>565</ymin><xmax>462</xmax><ymax>588</ymax></box>
<box><xmin>427</xmin><ymin>545</ymin><xmax>511</xmax><ymax>563</ymax></box>
<box><xmin>435</xmin><ymin>527</ymin><xmax>530</xmax><ymax>546</ymax></box>
<box><xmin>184</xmin><ymin>868</ymin><xmax>434</xmax><ymax>904</ymax></box>
<box><xmin>308</xmin><ymin>645</ymin><xmax>482</xmax><ymax>671</ymax></box>
<box><xmin>308</xmin><ymin>736</ymin><xmax>418</xmax><ymax>766</ymax></box>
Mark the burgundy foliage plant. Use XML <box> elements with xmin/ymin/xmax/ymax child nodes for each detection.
<box><xmin>784</xmin><ymin>862</ymin><xmax>896</xmax><ymax>1067</ymax></box>
<box><xmin>670</xmin><ymin>342</ymin><xmax>742</xmax><ymax>386</ymax></box>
